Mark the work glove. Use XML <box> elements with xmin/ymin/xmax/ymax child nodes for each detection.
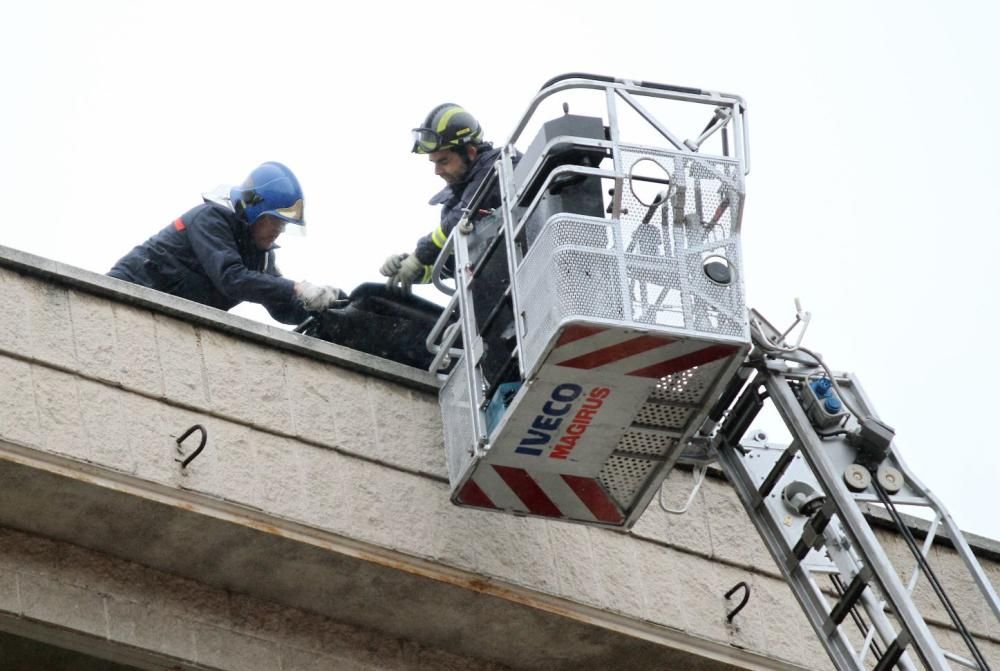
<box><xmin>386</xmin><ymin>254</ymin><xmax>426</xmax><ymax>295</ymax></box>
<box><xmin>379</xmin><ymin>252</ymin><xmax>408</xmax><ymax>277</ymax></box>
<box><xmin>296</xmin><ymin>282</ymin><xmax>348</xmax><ymax>312</ymax></box>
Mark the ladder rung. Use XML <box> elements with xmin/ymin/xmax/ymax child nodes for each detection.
<box><xmin>792</xmin><ymin>536</ymin><xmax>816</xmax><ymax>562</ymax></box>
<box><xmin>759</xmin><ymin>446</ymin><xmax>798</xmax><ymax>498</ymax></box>
<box><xmin>828</xmin><ymin>566</ymin><xmax>873</xmax><ymax>628</ymax></box>
<box><xmin>872</xmin><ymin>632</ymin><xmax>911</xmax><ymax>671</ymax></box>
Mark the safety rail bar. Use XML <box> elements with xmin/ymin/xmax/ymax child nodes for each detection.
<box><xmin>429</xmin><ymin>230</ymin><xmax>457</xmax><ymax>297</ymax></box>
<box><xmin>425</xmin><ymin>290</ymin><xmax>463</xmax><ymax>374</ymax></box>
<box><xmin>510</xmin><ymin>135</ymin><xmax>616</xmax><ymax>204</ymax></box>
<box><xmin>506</xmin><ymin>73</ymin><xmax>750</xmax><ymax>175</ymax></box>
<box><xmin>510</xmin><ymin>164</ymin><xmax>621</xmax><ymax>243</ymax></box>
<box><xmin>427</xmin><ymin>71</ymin><xmax>749</xmax><ymax>332</ymax></box>
<box><xmin>538</xmin><ymin>72</ymin><xmax>705</xmax><ymax>96</ymax></box>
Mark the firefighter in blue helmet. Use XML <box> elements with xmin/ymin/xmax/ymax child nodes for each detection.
<box><xmin>108</xmin><ymin>162</ymin><xmax>344</xmax><ymax>324</ymax></box>
<box><xmin>380</xmin><ymin>103</ymin><xmax>518</xmax><ymax>294</ymax></box>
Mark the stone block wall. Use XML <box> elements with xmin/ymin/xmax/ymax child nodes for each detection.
<box><xmin>0</xmin><ymin>252</ymin><xmax>996</xmax><ymax>670</ymax></box>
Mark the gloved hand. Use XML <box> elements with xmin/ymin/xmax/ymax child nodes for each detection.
<box><xmin>379</xmin><ymin>252</ymin><xmax>409</xmax><ymax>277</ymax></box>
<box><xmin>386</xmin><ymin>254</ymin><xmax>426</xmax><ymax>295</ymax></box>
<box><xmin>296</xmin><ymin>282</ymin><xmax>348</xmax><ymax>312</ymax></box>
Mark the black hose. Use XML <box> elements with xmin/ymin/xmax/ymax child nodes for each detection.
<box><xmin>873</xmin><ymin>483</ymin><xmax>989</xmax><ymax>669</ymax></box>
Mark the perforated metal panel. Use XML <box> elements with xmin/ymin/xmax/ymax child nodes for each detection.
<box><xmin>618</xmin><ymin>147</ymin><xmax>743</xmax><ymax>239</ymax></box>
<box><xmin>649</xmin><ymin>357</ymin><xmax>730</xmax><ymax>405</ymax></box>
<box><xmin>633</xmin><ymin>402</ymin><xmax>696</xmax><ymax>429</ymax></box>
<box><xmin>615</xmin><ymin>429</ymin><xmax>676</xmax><ymax>457</ymax></box>
<box><xmin>618</xmin><ymin>147</ymin><xmax>747</xmax><ymax>340</ymax></box>
<box><xmin>441</xmin><ymin>358</ymin><xmax>475</xmax><ymax>486</ymax></box>
<box><xmin>515</xmin><ymin>151</ymin><xmax>746</xmax><ymax>380</ymax></box>
<box><xmin>516</xmin><ymin>217</ymin><xmax>624</xmax><ymax>377</ymax></box>
<box><xmin>579</xmin><ymin>353</ymin><xmax>741</xmax><ymax>511</ymax></box>
<box><xmin>598</xmin><ymin>455</ymin><xmax>658</xmax><ymax>507</ymax></box>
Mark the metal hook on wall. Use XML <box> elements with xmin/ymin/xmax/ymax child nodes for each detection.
<box><xmin>175</xmin><ymin>424</ymin><xmax>207</xmax><ymax>468</ymax></box>
<box><xmin>724</xmin><ymin>581</ymin><xmax>750</xmax><ymax>622</ymax></box>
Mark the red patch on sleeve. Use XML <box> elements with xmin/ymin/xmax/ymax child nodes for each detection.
<box><xmin>173</xmin><ymin>217</ymin><xmax>186</xmax><ymax>231</ymax></box>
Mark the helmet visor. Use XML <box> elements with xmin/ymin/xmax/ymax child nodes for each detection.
<box><xmin>264</xmin><ymin>198</ymin><xmax>306</xmax><ymax>236</ymax></box>
<box><xmin>411</xmin><ymin>127</ymin><xmax>444</xmax><ymax>154</ymax></box>
<box><xmin>271</xmin><ymin>198</ymin><xmax>306</xmax><ymax>237</ymax></box>
<box><xmin>273</xmin><ymin>198</ymin><xmax>304</xmax><ymax>224</ymax></box>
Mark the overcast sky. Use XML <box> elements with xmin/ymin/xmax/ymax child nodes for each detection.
<box><xmin>3</xmin><ymin>1</ymin><xmax>999</xmax><ymax>542</ymax></box>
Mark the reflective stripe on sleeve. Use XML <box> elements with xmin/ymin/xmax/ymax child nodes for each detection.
<box><xmin>431</xmin><ymin>225</ymin><xmax>447</xmax><ymax>248</ymax></box>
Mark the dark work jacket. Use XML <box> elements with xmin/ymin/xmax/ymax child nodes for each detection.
<box><xmin>413</xmin><ymin>146</ymin><xmax>520</xmax><ymax>268</ymax></box>
<box><xmin>107</xmin><ymin>202</ymin><xmax>308</xmax><ymax>325</ymax></box>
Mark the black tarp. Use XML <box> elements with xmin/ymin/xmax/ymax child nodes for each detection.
<box><xmin>297</xmin><ymin>283</ymin><xmax>455</xmax><ymax>371</ymax></box>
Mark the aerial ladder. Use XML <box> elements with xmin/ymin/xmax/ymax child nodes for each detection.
<box><xmin>426</xmin><ymin>73</ymin><xmax>1000</xmax><ymax>670</ymax></box>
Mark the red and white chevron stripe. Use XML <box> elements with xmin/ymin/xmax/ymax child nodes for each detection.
<box><xmin>451</xmin><ymin>323</ymin><xmax>745</xmax><ymax>527</ymax></box>
<box><xmin>456</xmin><ymin>466</ymin><xmax>624</xmax><ymax>525</ymax></box>
<box><xmin>551</xmin><ymin>324</ymin><xmax>739</xmax><ymax>378</ymax></box>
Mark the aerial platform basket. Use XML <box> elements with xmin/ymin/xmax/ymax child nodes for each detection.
<box><xmin>428</xmin><ymin>74</ymin><xmax>752</xmax><ymax>528</ymax></box>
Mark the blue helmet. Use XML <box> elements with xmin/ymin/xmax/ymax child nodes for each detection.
<box><xmin>230</xmin><ymin>161</ymin><xmax>305</xmax><ymax>227</ymax></box>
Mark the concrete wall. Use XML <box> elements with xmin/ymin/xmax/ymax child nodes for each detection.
<box><xmin>0</xmin><ymin>246</ymin><xmax>996</xmax><ymax>670</ymax></box>
<box><xmin>0</xmin><ymin>527</ymin><xmax>515</xmax><ymax>671</ymax></box>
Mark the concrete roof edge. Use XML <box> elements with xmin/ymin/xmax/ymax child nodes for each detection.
<box><xmin>0</xmin><ymin>436</ymin><xmax>812</xmax><ymax>671</ymax></box>
<box><xmin>859</xmin><ymin>502</ymin><xmax>1000</xmax><ymax>562</ymax></box>
<box><xmin>0</xmin><ymin>245</ymin><xmax>441</xmax><ymax>394</ymax></box>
